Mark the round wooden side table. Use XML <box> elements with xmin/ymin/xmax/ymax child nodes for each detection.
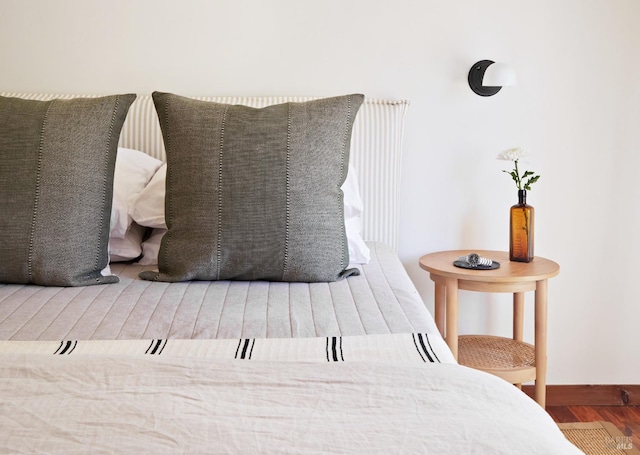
<box><xmin>419</xmin><ymin>250</ymin><xmax>560</xmax><ymax>407</ymax></box>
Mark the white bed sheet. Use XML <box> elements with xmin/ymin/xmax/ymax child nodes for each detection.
<box><xmin>0</xmin><ymin>348</ymin><xmax>580</xmax><ymax>454</ymax></box>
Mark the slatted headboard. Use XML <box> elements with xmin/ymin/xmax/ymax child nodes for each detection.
<box><xmin>1</xmin><ymin>93</ymin><xmax>409</xmax><ymax>250</ymax></box>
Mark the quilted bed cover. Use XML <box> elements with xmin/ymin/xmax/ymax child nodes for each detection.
<box><xmin>0</xmin><ymin>243</ymin><xmax>437</xmax><ymax>341</ymax></box>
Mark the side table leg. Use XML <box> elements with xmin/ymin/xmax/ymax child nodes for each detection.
<box><xmin>445</xmin><ymin>277</ymin><xmax>459</xmax><ymax>360</ymax></box>
<box><xmin>535</xmin><ymin>279</ymin><xmax>548</xmax><ymax>408</ymax></box>
<box><xmin>434</xmin><ymin>279</ymin><xmax>446</xmax><ymax>338</ymax></box>
<box><xmin>513</xmin><ymin>292</ymin><xmax>525</xmax><ymax>389</ymax></box>
<box><xmin>513</xmin><ymin>292</ymin><xmax>524</xmax><ymax>342</ymax></box>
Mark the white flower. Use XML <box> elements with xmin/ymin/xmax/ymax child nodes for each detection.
<box><xmin>497</xmin><ymin>147</ymin><xmax>527</xmax><ymax>162</ymax></box>
<box><xmin>497</xmin><ymin>147</ymin><xmax>540</xmax><ymax>191</ymax></box>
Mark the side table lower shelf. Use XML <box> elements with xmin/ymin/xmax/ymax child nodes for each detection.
<box><xmin>458</xmin><ymin>335</ymin><xmax>536</xmax><ymax>385</ymax></box>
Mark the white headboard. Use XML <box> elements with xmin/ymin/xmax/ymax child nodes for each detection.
<box><xmin>2</xmin><ymin>93</ymin><xmax>409</xmax><ymax>250</ymax></box>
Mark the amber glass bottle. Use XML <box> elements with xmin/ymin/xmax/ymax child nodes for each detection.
<box><xmin>510</xmin><ymin>190</ymin><xmax>534</xmax><ymax>262</ymax></box>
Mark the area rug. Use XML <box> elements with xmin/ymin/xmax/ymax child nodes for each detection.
<box><xmin>558</xmin><ymin>421</ymin><xmax>639</xmax><ymax>454</ymax></box>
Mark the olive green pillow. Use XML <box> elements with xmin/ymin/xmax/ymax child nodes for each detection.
<box><xmin>0</xmin><ymin>94</ymin><xmax>136</xmax><ymax>286</ymax></box>
<box><xmin>140</xmin><ymin>92</ymin><xmax>364</xmax><ymax>283</ymax></box>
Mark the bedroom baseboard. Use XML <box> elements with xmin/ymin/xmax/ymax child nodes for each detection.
<box><xmin>522</xmin><ymin>385</ymin><xmax>640</xmax><ymax>406</ymax></box>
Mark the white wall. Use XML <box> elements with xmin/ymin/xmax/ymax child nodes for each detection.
<box><xmin>1</xmin><ymin>0</ymin><xmax>638</xmax><ymax>384</ymax></box>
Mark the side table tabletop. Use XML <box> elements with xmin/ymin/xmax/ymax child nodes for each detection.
<box><xmin>419</xmin><ymin>250</ymin><xmax>559</xmax><ymax>407</ymax></box>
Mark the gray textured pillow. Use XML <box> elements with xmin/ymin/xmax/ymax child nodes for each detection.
<box><xmin>140</xmin><ymin>92</ymin><xmax>364</xmax><ymax>283</ymax></box>
<box><xmin>0</xmin><ymin>94</ymin><xmax>136</xmax><ymax>286</ymax></box>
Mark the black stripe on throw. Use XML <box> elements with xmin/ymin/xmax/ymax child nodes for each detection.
<box><xmin>146</xmin><ymin>339</ymin><xmax>166</xmax><ymax>355</ymax></box>
<box><xmin>326</xmin><ymin>337</ymin><xmax>343</xmax><ymax>362</ymax></box>
<box><xmin>424</xmin><ymin>333</ymin><xmax>441</xmax><ymax>363</ymax></box>
<box><xmin>412</xmin><ymin>334</ymin><xmax>427</xmax><ymax>362</ymax></box>
<box><xmin>54</xmin><ymin>341</ymin><xmax>65</xmax><ymax>355</ymax></box>
<box><xmin>326</xmin><ymin>337</ymin><xmax>330</xmax><ymax>361</ymax></box>
<box><xmin>417</xmin><ymin>333</ymin><xmax>435</xmax><ymax>362</ymax></box>
<box><xmin>54</xmin><ymin>340</ymin><xmax>77</xmax><ymax>355</ymax></box>
<box><xmin>248</xmin><ymin>339</ymin><xmax>255</xmax><ymax>359</ymax></box>
<box><xmin>236</xmin><ymin>339</ymin><xmax>254</xmax><ymax>359</ymax></box>
<box><xmin>235</xmin><ymin>339</ymin><xmax>242</xmax><ymax>359</ymax></box>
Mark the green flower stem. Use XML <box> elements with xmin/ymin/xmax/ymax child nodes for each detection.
<box><xmin>514</xmin><ymin>160</ymin><xmax>521</xmax><ymax>190</ymax></box>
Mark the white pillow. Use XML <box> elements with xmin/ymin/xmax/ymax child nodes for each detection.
<box><xmin>128</xmin><ymin>163</ymin><xmax>167</xmax><ymax>230</ymax></box>
<box><xmin>137</xmin><ymin>228</ymin><xmax>167</xmax><ymax>265</ymax></box>
<box><xmin>130</xmin><ymin>163</ymin><xmax>370</xmax><ymax>264</ymax></box>
<box><xmin>110</xmin><ymin>147</ymin><xmax>163</xmax><ymax>239</ymax></box>
<box><xmin>109</xmin><ymin>223</ymin><xmax>146</xmax><ymax>262</ymax></box>
<box><xmin>342</xmin><ymin>163</ymin><xmax>370</xmax><ymax>264</ymax></box>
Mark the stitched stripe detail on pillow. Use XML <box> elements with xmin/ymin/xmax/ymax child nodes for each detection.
<box><xmin>215</xmin><ymin>105</ymin><xmax>229</xmax><ymax>280</ymax></box>
<box><xmin>282</xmin><ymin>106</ymin><xmax>292</xmax><ymax>279</ymax></box>
<box><xmin>140</xmin><ymin>92</ymin><xmax>364</xmax><ymax>283</ymax></box>
<box><xmin>27</xmin><ymin>101</ymin><xmax>52</xmax><ymax>282</ymax></box>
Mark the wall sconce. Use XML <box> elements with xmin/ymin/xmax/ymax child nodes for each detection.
<box><xmin>468</xmin><ymin>60</ymin><xmax>517</xmax><ymax>96</ymax></box>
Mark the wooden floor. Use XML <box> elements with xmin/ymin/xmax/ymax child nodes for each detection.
<box><xmin>547</xmin><ymin>405</ymin><xmax>640</xmax><ymax>449</ymax></box>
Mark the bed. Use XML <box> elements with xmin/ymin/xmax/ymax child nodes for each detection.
<box><xmin>0</xmin><ymin>92</ymin><xmax>581</xmax><ymax>454</ymax></box>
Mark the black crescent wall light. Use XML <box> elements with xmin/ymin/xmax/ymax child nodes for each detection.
<box><xmin>468</xmin><ymin>60</ymin><xmax>517</xmax><ymax>96</ymax></box>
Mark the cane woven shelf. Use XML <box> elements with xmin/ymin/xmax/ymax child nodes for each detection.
<box><xmin>458</xmin><ymin>335</ymin><xmax>536</xmax><ymax>384</ymax></box>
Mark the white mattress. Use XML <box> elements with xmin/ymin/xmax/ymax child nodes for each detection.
<box><xmin>0</xmin><ymin>242</ymin><xmax>437</xmax><ymax>341</ymax></box>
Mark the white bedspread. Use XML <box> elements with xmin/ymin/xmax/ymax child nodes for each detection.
<box><xmin>0</xmin><ymin>337</ymin><xmax>580</xmax><ymax>454</ymax></box>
